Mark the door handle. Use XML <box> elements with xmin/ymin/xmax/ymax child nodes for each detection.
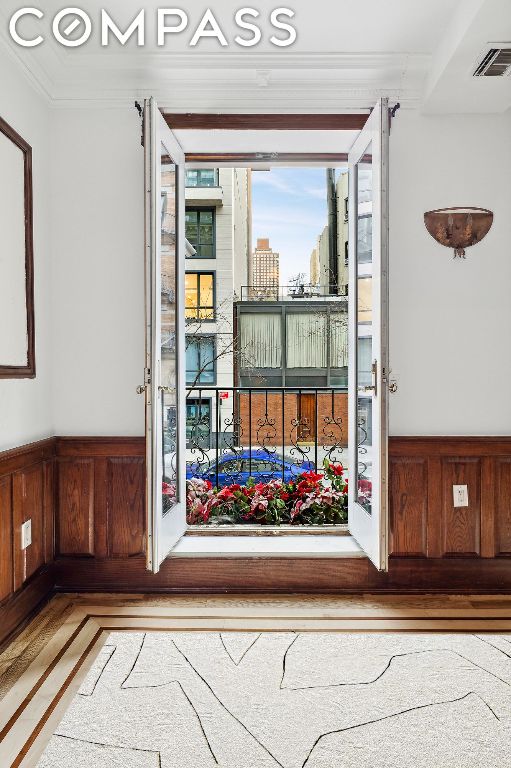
<box><xmin>358</xmin><ymin>361</ymin><xmax>377</xmax><ymax>396</ymax></box>
<box><xmin>136</xmin><ymin>385</ymin><xmax>147</xmax><ymax>395</ymax></box>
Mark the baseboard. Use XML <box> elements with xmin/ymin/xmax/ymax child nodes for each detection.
<box><xmin>0</xmin><ymin>566</ymin><xmax>55</xmax><ymax>650</ymax></box>
<box><xmin>53</xmin><ymin>554</ymin><xmax>511</xmax><ymax>594</ymax></box>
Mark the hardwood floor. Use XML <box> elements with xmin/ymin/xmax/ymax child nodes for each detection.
<box><xmin>2</xmin><ymin>593</ymin><xmax>511</xmax><ymax>767</ymax></box>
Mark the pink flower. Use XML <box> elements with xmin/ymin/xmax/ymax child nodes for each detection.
<box><xmin>162</xmin><ymin>482</ymin><xmax>176</xmax><ymax>497</ymax></box>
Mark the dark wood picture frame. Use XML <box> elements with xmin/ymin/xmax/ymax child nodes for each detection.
<box><xmin>0</xmin><ymin>115</ymin><xmax>35</xmax><ymax>379</ymax></box>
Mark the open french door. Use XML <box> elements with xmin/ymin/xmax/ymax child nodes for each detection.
<box><xmin>143</xmin><ymin>99</ymin><xmax>186</xmax><ymax>573</ymax></box>
<box><xmin>348</xmin><ymin>98</ymin><xmax>390</xmax><ymax>571</ymax></box>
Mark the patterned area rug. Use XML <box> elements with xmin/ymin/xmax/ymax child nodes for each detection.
<box><xmin>37</xmin><ymin>632</ymin><xmax>511</xmax><ymax>767</ymax></box>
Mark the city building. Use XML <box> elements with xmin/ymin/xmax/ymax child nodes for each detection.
<box><xmin>309</xmin><ymin>245</ymin><xmax>320</xmax><ymax>286</ymax></box>
<box><xmin>313</xmin><ymin>171</ymin><xmax>350</xmax><ymax>295</ymax></box>
<box><xmin>235</xmin><ymin>292</ymin><xmax>349</xmax><ymax>447</ymax></box>
<box><xmin>183</xmin><ymin>167</ymin><xmax>251</xmax><ymax>447</ymax></box>
<box><xmin>251</xmin><ymin>238</ymin><xmax>280</xmax><ymax>298</ymax></box>
<box><xmin>336</xmin><ymin>171</ymin><xmax>350</xmax><ymax>295</ymax></box>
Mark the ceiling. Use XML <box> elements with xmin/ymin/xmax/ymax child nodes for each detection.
<box><xmin>0</xmin><ymin>0</ymin><xmax>510</xmax><ymax>114</ymax></box>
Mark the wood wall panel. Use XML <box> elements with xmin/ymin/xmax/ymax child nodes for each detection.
<box><xmin>480</xmin><ymin>456</ymin><xmax>496</xmax><ymax>558</ymax></box>
<box><xmin>3</xmin><ymin>434</ymin><xmax>511</xmax><ymax>639</ymax></box>
<box><xmin>426</xmin><ymin>457</ymin><xmax>442</xmax><ymax>557</ymax></box>
<box><xmin>441</xmin><ymin>458</ymin><xmax>481</xmax><ymax>557</ymax></box>
<box><xmin>495</xmin><ymin>458</ymin><xmax>511</xmax><ymax>556</ymax></box>
<box><xmin>106</xmin><ymin>458</ymin><xmax>145</xmax><ymax>557</ymax></box>
<box><xmin>12</xmin><ymin>464</ymin><xmax>45</xmax><ymax>590</ymax></box>
<box><xmin>0</xmin><ymin>476</ymin><xmax>13</xmax><ymax>602</ymax></box>
<box><xmin>389</xmin><ymin>458</ymin><xmax>427</xmax><ymax>556</ymax></box>
<box><xmin>43</xmin><ymin>461</ymin><xmax>55</xmax><ymax>564</ymax></box>
<box><xmin>57</xmin><ymin>459</ymin><xmax>94</xmax><ymax>556</ymax></box>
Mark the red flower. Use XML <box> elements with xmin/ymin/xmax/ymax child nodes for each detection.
<box><xmin>301</xmin><ymin>470</ymin><xmax>324</xmax><ymax>484</ymax></box>
<box><xmin>330</xmin><ymin>463</ymin><xmax>344</xmax><ymax>476</ymax></box>
<box><xmin>217</xmin><ymin>487</ymin><xmax>234</xmax><ymax>500</ymax></box>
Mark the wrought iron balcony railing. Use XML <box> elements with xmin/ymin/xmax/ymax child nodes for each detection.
<box><xmin>182</xmin><ymin>386</ymin><xmax>348</xmax><ymax>489</ymax></box>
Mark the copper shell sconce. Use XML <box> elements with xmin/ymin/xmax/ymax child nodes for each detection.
<box><xmin>424</xmin><ymin>207</ymin><xmax>493</xmax><ymax>259</ymax></box>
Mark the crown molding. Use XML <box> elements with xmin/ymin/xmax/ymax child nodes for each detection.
<box><xmin>0</xmin><ymin>13</ymin><xmax>427</xmax><ymax>111</ymax></box>
<box><xmin>50</xmin><ymin>50</ymin><xmax>431</xmax><ymax>72</ymax></box>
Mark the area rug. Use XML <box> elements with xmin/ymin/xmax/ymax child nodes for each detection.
<box><xmin>37</xmin><ymin>631</ymin><xmax>511</xmax><ymax>767</ymax></box>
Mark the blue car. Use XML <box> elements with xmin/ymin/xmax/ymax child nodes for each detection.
<box><xmin>186</xmin><ymin>449</ymin><xmax>314</xmax><ymax>488</ymax></box>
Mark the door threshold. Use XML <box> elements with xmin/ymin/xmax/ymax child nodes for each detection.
<box><xmin>186</xmin><ymin>524</ymin><xmax>350</xmax><ymax>536</ymax></box>
<box><xmin>170</xmin><ymin>535</ymin><xmax>365</xmax><ymax>558</ymax></box>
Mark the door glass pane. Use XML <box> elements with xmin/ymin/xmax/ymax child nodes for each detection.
<box><xmin>160</xmin><ymin>147</ymin><xmax>178</xmax><ymax>514</ymax></box>
<box><xmin>356</xmin><ymin>145</ymin><xmax>374</xmax><ymax>514</ymax></box>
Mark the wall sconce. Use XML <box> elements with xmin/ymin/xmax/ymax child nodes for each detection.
<box><xmin>424</xmin><ymin>207</ymin><xmax>493</xmax><ymax>259</ymax></box>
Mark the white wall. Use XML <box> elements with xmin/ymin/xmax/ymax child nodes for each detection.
<box><xmin>42</xmin><ymin>104</ymin><xmax>511</xmax><ymax>439</ymax></box>
<box><xmin>0</xmin><ymin>47</ymin><xmax>53</xmax><ymax>452</ymax></box>
<box><xmin>389</xmin><ymin>110</ymin><xmax>511</xmax><ymax>434</ymax></box>
<box><xmin>50</xmin><ymin>107</ymin><xmax>145</xmax><ymax>435</ymax></box>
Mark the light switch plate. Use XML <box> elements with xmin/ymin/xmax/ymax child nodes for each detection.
<box><xmin>21</xmin><ymin>519</ymin><xmax>32</xmax><ymax>550</ymax></box>
<box><xmin>453</xmin><ymin>485</ymin><xmax>469</xmax><ymax>508</ymax></box>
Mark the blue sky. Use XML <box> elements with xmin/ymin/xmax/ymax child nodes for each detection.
<box><xmin>251</xmin><ymin>168</ymin><xmax>329</xmax><ymax>285</ymax></box>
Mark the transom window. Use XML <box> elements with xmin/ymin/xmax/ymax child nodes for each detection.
<box><xmin>185</xmin><ymin>272</ymin><xmax>215</xmax><ymax>321</ymax></box>
<box><xmin>186</xmin><ymin>336</ymin><xmax>215</xmax><ymax>385</ymax></box>
<box><xmin>185</xmin><ymin>169</ymin><xmax>218</xmax><ymax>188</ymax></box>
<box><xmin>185</xmin><ymin>208</ymin><xmax>215</xmax><ymax>259</ymax></box>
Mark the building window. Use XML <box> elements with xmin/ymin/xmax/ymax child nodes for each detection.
<box><xmin>186</xmin><ymin>336</ymin><xmax>216</xmax><ymax>385</ymax></box>
<box><xmin>185</xmin><ymin>169</ymin><xmax>218</xmax><ymax>188</ymax></box>
<box><xmin>186</xmin><ymin>399</ymin><xmax>211</xmax><ymax>449</ymax></box>
<box><xmin>185</xmin><ymin>209</ymin><xmax>215</xmax><ymax>259</ymax></box>
<box><xmin>185</xmin><ymin>272</ymin><xmax>215</xmax><ymax>321</ymax></box>
<box><xmin>344</xmin><ymin>240</ymin><xmax>349</xmax><ymax>265</ymax></box>
<box><xmin>344</xmin><ymin>197</ymin><xmax>349</xmax><ymax>221</ymax></box>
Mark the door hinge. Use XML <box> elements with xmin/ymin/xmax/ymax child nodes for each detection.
<box><xmin>135</xmin><ymin>101</ymin><xmax>144</xmax><ymax>146</ymax></box>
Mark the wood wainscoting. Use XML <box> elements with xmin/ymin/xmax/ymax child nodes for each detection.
<box><xmin>2</xmin><ymin>435</ymin><xmax>511</xmax><ymax>646</ymax></box>
<box><xmin>0</xmin><ymin>439</ymin><xmax>55</xmax><ymax>647</ymax></box>
<box><xmin>389</xmin><ymin>437</ymin><xmax>511</xmax><ymax>559</ymax></box>
<box><xmin>53</xmin><ymin>435</ymin><xmax>511</xmax><ymax>593</ymax></box>
<box><xmin>55</xmin><ymin>437</ymin><xmax>146</xmax><ymax>559</ymax></box>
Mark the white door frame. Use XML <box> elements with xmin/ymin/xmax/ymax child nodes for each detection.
<box><xmin>348</xmin><ymin>98</ymin><xmax>390</xmax><ymax>571</ymax></box>
<box><xmin>144</xmin><ymin>98</ymin><xmax>187</xmax><ymax>573</ymax></box>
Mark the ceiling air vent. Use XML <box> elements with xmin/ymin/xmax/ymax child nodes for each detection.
<box><xmin>474</xmin><ymin>46</ymin><xmax>511</xmax><ymax>77</ymax></box>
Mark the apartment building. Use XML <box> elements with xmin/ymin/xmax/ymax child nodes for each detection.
<box><xmin>312</xmin><ymin>171</ymin><xmax>350</xmax><ymax>295</ymax></box>
<box><xmin>184</xmin><ymin>167</ymin><xmax>251</xmax><ymax>447</ymax></box>
<box><xmin>235</xmin><ymin>293</ymin><xmax>349</xmax><ymax>447</ymax></box>
<box><xmin>251</xmin><ymin>237</ymin><xmax>280</xmax><ymax>298</ymax></box>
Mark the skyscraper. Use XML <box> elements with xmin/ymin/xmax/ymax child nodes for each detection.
<box><xmin>252</xmin><ymin>238</ymin><xmax>280</xmax><ymax>298</ymax></box>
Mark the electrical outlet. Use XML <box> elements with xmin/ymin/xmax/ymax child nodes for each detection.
<box><xmin>453</xmin><ymin>485</ymin><xmax>469</xmax><ymax>508</ymax></box>
<box><xmin>21</xmin><ymin>519</ymin><xmax>32</xmax><ymax>550</ymax></box>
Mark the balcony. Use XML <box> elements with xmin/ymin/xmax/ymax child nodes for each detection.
<box><xmin>185</xmin><ymin>186</ymin><xmax>223</xmax><ymax>207</ymax></box>
<box><xmin>240</xmin><ymin>285</ymin><xmax>346</xmax><ymax>302</ymax></box>
<box><xmin>180</xmin><ymin>386</ymin><xmax>361</xmax><ymax>528</ymax></box>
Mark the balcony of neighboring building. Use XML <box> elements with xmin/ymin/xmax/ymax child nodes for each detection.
<box><xmin>185</xmin><ymin>168</ymin><xmax>223</xmax><ymax>207</ymax></box>
<box><xmin>239</xmin><ymin>284</ymin><xmax>347</xmax><ymax>303</ymax></box>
